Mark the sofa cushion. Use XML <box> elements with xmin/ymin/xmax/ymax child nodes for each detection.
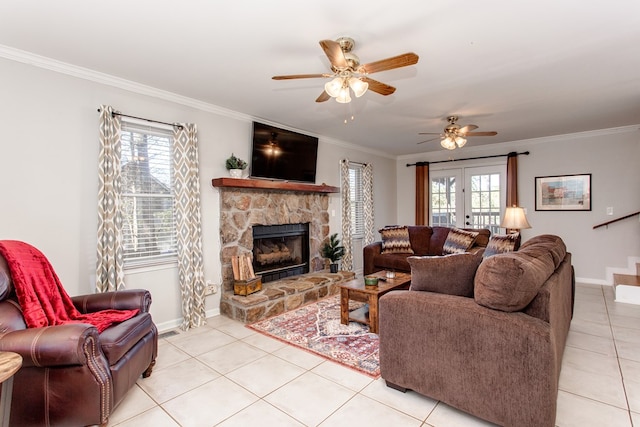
<box><xmin>372</xmin><ymin>253</ymin><xmax>412</xmax><ymax>273</ymax></box>
<box><xmin>474</xmin><ymin>243</ymin><xmax>558</xmax><ymax>312</ymax></box>
<box><xmin>407</xmin><ymin>226</ymin><xmax>433</xmax><ymax>255</ymax></box>
<box><xmin>379</xmin><ymin>226</ymin><xmax>414</xmax><ymax>254</ymax></box>
<box><xmin>408</xmin><ymin>252</ymin><xmax>483</xmax><ymax>297</ymax></box>
<box><xmin>483</xmin><ymin>233</ymin><xmax>521</xmax><ymax>258</ymax></box>
<box><xmin>442</xmin><ymin>228</ymin><xmax>479</xmax><ymax>254</ymax></box>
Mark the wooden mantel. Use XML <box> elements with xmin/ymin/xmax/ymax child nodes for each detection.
<box><xmin>212</xmin><ymin>177</ymin><xmax>340</xmax><ymax>194</ymax></box>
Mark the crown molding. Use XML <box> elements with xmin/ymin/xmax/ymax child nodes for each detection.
<box><xmin>0</xmin><ymin>44</ymin><xmax>394</xmax><ymax>159</ymax></box>
<box><xmin>0</xmin><ymin>44</ymin><xmax>249</xmax><ymax>122</ymax></box>
<box><xmin>399</xmin><ymin>124</ymin><xmax>640</xmax><ymax>161</ymax></box>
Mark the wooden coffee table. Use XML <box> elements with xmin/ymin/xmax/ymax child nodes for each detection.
<box><xmin>338</xmin><ymin>271</ymin><xmax>411</xmax><ymax>333</ymax></box>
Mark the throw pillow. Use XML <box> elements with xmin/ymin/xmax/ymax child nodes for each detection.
<box><xmin>408</xmin><ymin>252</ymin><xmax>483</xmax><ymax>297</ymax></box>
<box><xmin>442</xmin><ymin>228</ymin><xmax>479</xmax><ymax>255</ymax></box>
<box><xmin>379</xmin><ymin>226</ymin><xmax>414</xmax><ymax>254</ymax></box>
<box><xmin>483</xmin><ymin>233</ymin><xmax>521</xmax><ymax>258</ymax></box>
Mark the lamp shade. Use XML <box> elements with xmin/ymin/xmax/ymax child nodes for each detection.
<box><xmin>324</xmin><ymin>77</ymin><xmax>343</xmax><ymax>98</ymax></box>
<box><xmin>455</xmin><ymin>136</ymin><xmax>467</xmax><ymax>148</ymax></box>
<box><xmin>348</xmin><ymin>77</ymin><xmax>368</xmax><ymax>97</ymax></box>
<box><xmin>500</xmin><ymin>206</ymin><xmax>531</xmax><ymax>230</ymax></box>
<box><xmin>336</xmin><ymin>87</ymin><xmax>352</xmax><ymax>103</ymax></box>
<box><xmin>441</xmin><ymin>137</ymin><xmax>457</xmax><ymax>150</ymax></box>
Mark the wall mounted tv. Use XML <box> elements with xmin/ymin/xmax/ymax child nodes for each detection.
<box><xmin>250</xmin><ymin>121</ymin><xmax>319</xmax><ymax>183</ymax></box>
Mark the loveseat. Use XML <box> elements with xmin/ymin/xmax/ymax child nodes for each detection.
<box><xmin>0</xmin><ymin>242</ymin><xmax>158</xmax><ymax>427</ymax></box>
<box><xmin>378</xmin><ymin>234</ymin><xmax>574</xmax><ymax>427</ymax></box>
<box><xmin>363</xmin><ymin>226</ymin><xmax>491</xmax><ymax>275</ymax></box>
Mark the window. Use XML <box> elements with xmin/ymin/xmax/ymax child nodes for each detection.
<box><xmin>120</xmin><ymin>122</ymin><xmax>176</xmax><ymax>265</ymax></box>
<box><xmin>349</xmin><ymin>164</ymin><xmax>364</xmax><ymax>237</ymax></box>
<box><xmin>430</xmin><ymin>165</ymin><xmax>505</xmax><ymax>234</ymax></box>
<box><xmin>431</xmin><ymin>175</ymin><xmax>457</xmax><ymax>227</ymax></box>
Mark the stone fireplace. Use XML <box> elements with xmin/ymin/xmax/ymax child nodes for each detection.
<box><xmin>212</xmin><ymin>178</ymin><xmax>354</xmax><ymax>323</ymax></box>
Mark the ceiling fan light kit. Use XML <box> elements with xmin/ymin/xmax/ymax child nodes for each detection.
<box><xmin>419</xmin><ymin>115</ymin><xmax>498</xmax><ymax>150</ymax></box>
<box><xmin>272</xmin><ymin>36</ymin><xmax>418</xmax><ymax>104</ymax></box>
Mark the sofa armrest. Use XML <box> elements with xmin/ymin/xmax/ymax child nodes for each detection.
<box><xmin>71</xmin><ymin>289</ymin><xmax>152</xmax><ymax>313</ymax></box>
<box><xmin>379</xmin><ymin>290</ymin><xmax>557</xmax><ymax>427</ymax></box>
<box><xmin>0</xmin><ymin>324</ymin><xmax>101</xmax><ymax>367</ymax></box>
<box><xmin>363</xmin><ymin>242</ymin><xmax>383</xmax><ymax>275</ymax></box>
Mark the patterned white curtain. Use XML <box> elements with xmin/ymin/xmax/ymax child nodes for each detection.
<box><xmin>173</xmin><ymin>124</ymin><xmax>207</xmax><ymax>331</ymax></box>
<box><xmin>363</xmin><ymin>163</ymin><xmax>375</xmax><ymax>246</ymax></box>
<box><xmin>96</xmin><ymin>105</ymin><xmax>125</xmax><ymax>292</ymax></box>
<box><xmin>340</xmin><ymin>159</ymin><xmax>353</xmax><ymax>271</ymax></box>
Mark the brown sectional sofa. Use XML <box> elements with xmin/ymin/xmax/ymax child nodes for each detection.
<box><xmin>363</xmin><ymin>226</ymin><xmax>491</xmax><ymax>275</ymax></box>
<box><xmin>378</xmin><ymin>234</ymin><xmax>574</xmax><ymax>427</ymax></box>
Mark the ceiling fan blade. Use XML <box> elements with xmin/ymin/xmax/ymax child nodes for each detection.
<box><xmin>357</xmin><ymin>52</ymin><xmax>419</xmax><ymax>74</ymax></box>
<box><xmin>465</xmin><ymin>131</ymin><xmax>498</xmax><ymax>137</ymax></box>
<box><xmin>319</xmin><ymin>40</ymin><xmax>349</xmax><ymax>69</ymax></box>
<box><xmin>315</xmin><ymin>91</ymin><xmax>330</xmax><ymax>103</ymax></box>
<box><xmin>272</xmin><ymin>73</ymin><xmax>331</xmax><ymax>80</ymax></box>
<box><xmin>418</xmin><ymin>132</ymin><xmax>442</xmax><ymax>135</ymax></box>
<box><xmin>361</xmin><ymin>77</ymin><xmax>396</xmax><ymax>96</ymax></box>
<box><xmin>458</xmin><ymin>124</ymin><xmax>478</xmax><ymax>134</ymax></box>
<box><xmin>417</xmin><ymin>136</ymin><xmax>442</xmax><ymax>145</ymax></box>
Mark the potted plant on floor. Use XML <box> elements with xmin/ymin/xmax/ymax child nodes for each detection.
<box><xmin>321</xmin><ymin>233</ymin><xmax>345</xmax><ymax>273</ymax></box>
<box><xmin>225</xmin><ymin>153</ymin><xmax>248</xmax><ymax>178</ymax></box>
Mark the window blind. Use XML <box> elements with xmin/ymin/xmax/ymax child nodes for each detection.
<box><xmin>349</xmin><ymin>165</ymin><xmax>364</xmax><ymax>237</ymax></box>
<box><xmin>120</xmin><ymin>122</ymin><xmax>177</xmax><ymax>264</ymax></box>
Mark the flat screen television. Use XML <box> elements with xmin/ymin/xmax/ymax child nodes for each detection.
<box><xmin>250</xmin><ymin>121</ymin><xmax>319</xmax><ymax>183</ymax></box>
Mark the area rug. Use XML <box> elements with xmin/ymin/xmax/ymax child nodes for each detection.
<box><xmin>247</xmin><ymin>295</ymin><xmax>380</xmax><ymax>378</ymax></box>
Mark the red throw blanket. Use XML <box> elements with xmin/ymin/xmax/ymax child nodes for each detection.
<box><xmin>0</xmin><ymin>240</ymin><xmax>138</xmax><ymax>333</ymax></box>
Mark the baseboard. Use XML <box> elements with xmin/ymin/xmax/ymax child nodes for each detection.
<box><xmin>575</xmin><ymin>277</ymin><xmax>609</xmax><ymax>286</ymax></box>
<box><xmin>155</xmin><ymin>307</ymin><xmax>222</xmax><ymax>334</ymax></box>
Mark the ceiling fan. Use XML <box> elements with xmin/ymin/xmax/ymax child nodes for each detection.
<box><xmin>272</xmin><ymin>37</ymin><xmax>419</xmax><ymax>103</ymax></box>
<box><xmin>418</xmin><ymin>115</ymin><xmax>498</xmax><ymax>150</ymax></box>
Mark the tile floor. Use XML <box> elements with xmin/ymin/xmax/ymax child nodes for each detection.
<box><xmin>107</xmin><ymin>283</ymin><xmax>640</xmax><ymax>427</ymax></box>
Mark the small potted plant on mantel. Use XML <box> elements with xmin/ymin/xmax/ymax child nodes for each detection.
<box><xmin>225</xmin><ymin>153</ymin><xmax>248</xmax><ymax>178</ymax></box>
<box><xmin>321</xmin><ymin>233</ymin><xmax>345</xmax><ymax>273</ymax></box>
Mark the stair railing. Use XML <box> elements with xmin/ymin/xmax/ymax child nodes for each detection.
<box><xmin>593</xmin><ymin>210</ymin><xmax>640</xmax><ymax>229</ymax></box>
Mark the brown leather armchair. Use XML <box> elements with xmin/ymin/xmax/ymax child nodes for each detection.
<box><xmin>0</xmin><ymin>254</ymin><xmax>158</xmax><ymax>427</ymax></box>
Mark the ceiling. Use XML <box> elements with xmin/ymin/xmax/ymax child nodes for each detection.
<box><xmin>1</xmin><ymin>1</ymin><xmax>639</xmax><ymax>156</ymax></box>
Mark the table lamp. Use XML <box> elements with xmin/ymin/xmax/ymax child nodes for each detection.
<box><xmin>501</xmin><ymin>206</ymin><xmax>531</xmax><ymax>234</ymax></box>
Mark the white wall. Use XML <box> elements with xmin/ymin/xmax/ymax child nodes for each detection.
<box><xmin>0</xmin><ymin>56</ymin><xmax>396</xmax><ymax>331</ymax></box>
<box><xmin>397</xmin><ymin>128</ymin><xmax>640</xmax><ymax>283</ymax></box>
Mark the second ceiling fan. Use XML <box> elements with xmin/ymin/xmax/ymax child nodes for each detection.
<box><xmin>272</xmin><ymin>37</ymin><xmax>419</xmax><ymax>103</ymax></box>
<box><xmin>418</xmin><ymin>116</ymin><xmax>498</xmax><ymax>150</ymax></box>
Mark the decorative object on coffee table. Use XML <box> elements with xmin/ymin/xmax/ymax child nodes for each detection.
<box><xmin>247</xmin><ymin>295</ymin><xmax>380</xmax><ymax>377</ymax></box>
<box><xmin>364</xmin><ymin>276</ymin><xmax>379</xmax><ymax>286</ymax></box>
<box><xmin>321</xmin><ymin>233</ymin><xmax>345</xmax><ymax>273</ymax></box>
<box><xmin>338</xmin><ymin>270</ymin><xmax>411</xmax><ymax>333</ymax></box>
<box><xmin>225</xmin><ymin>153</ymin><xmax>247</xmax><ymax>178</ymax></box>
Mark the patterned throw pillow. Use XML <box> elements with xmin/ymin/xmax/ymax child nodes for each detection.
<box><xmin>442</xmin><ymin>228</ymin><xmax>479</xmax><ymax>255</ymax></box>
<box><xmin>379</xmin><ymin>226</ymin><xmax>414</xmax><ymax>254</ymax></box>
<box><xmin>483</xmin><ymin>233</ymin><xmax>521</xmax><ymax>258</ymax></box>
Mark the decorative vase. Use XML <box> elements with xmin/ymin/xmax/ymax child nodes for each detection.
<box><xmin>229</xmin><ymin>169</ymin><xmax>243</xmax><ymax>178</ymax></box>
<box><xmin>330</xmin><ymin>263</ymin><xmax>339</xmax><ymax>273</ymax></box>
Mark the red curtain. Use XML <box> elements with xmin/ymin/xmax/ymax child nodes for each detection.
<box><xmin>415</xmin><ymin>162</ymin><xmax>429</xmax><ymax>225</ymax></box>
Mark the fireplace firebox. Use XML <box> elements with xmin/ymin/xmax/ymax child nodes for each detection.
<box><xmin>252</xmin><ymin>223</ymin><xmax>310</xmax><ymax>283</ymax></box>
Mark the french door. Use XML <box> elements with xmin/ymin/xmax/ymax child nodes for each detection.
<box><xmin>430</xmin><ymin>165</ymin><xmax>506</xmax><ymax>235</ymax></box>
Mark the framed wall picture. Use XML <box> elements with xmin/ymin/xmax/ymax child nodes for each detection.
<box><xmin>535</xmin><ymin>174</ymin><xmax>591</xmax><ymax>211</ymax></box>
